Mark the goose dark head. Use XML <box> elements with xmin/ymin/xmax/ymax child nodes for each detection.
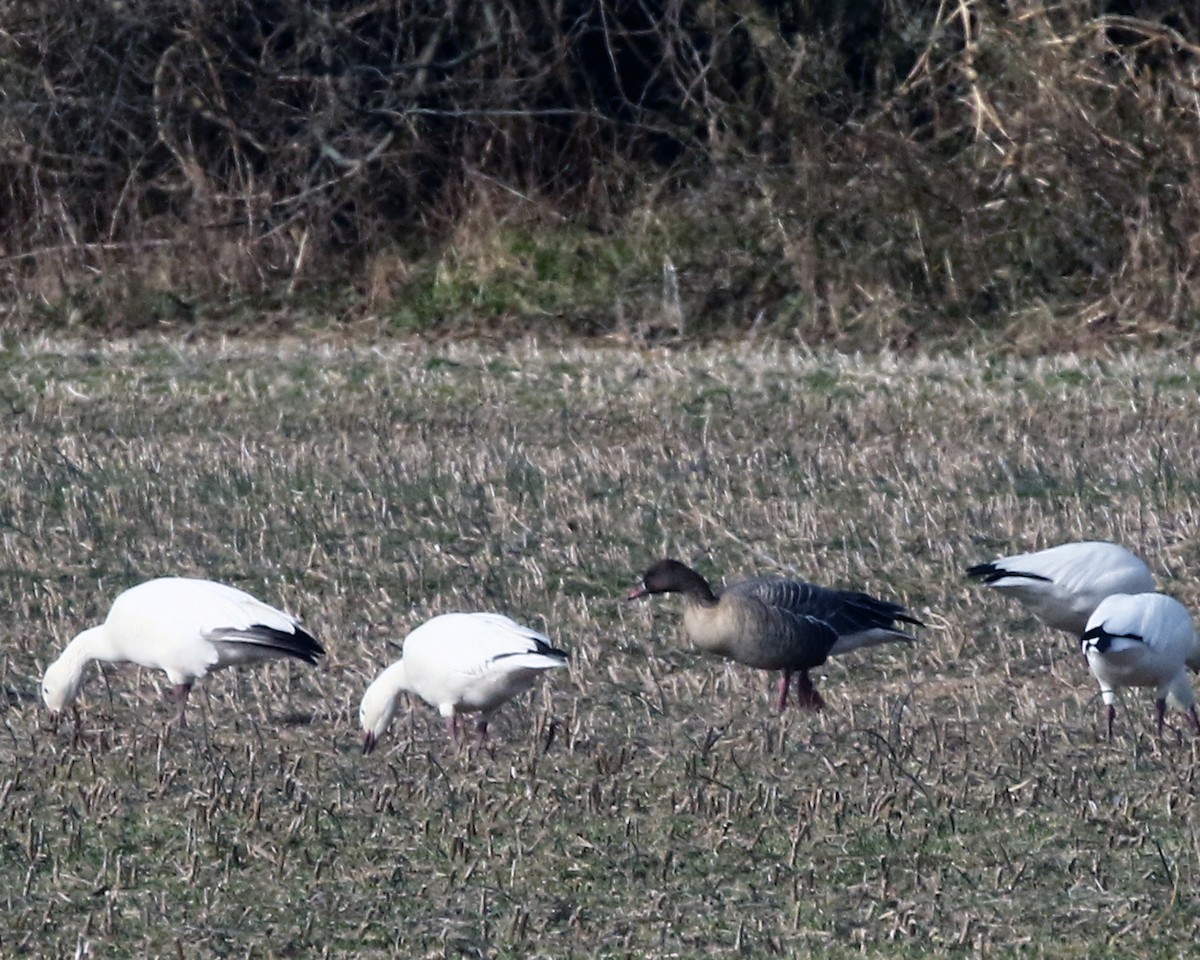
<box><xmin>627</xmin><ymin>559</ymin><xmax>715</xmax><ymax>601</ymax></box>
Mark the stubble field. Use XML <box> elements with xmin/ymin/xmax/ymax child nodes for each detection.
<box><xmin>2</xmin><ymin>338</ymin><xmax>1199</xmax><ymax>958</ymax></box>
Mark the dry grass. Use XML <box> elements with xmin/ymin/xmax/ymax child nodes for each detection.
<box><xmin>2</xmin><ymin>339</ymin><xmax>1200</xmax><ymax>957</ymax></box>
<box><xmin>6</xmin><ymin>3</ymin><xmax>1200</xmax><ymax>344</ymax></box>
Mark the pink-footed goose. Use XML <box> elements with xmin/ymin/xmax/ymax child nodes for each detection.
<box><xmin>627</xmin><ymin>558</ymin><xmax>922</xmax><ymax>711</ymax></box>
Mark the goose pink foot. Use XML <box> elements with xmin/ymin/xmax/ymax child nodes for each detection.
<box><xmin>794</xmin><ymin>670</ymin><xmax>825</xmax><ymax>711</ymax></box>
<box><xmin>777</xmin><ymin>670</ymin><xmax>824</xmax><ymax>711</ymax></box>
<box><xmin>777</xmin><ymin>671</ymin><xmax>792</xmax><ymax>711</ymax></box>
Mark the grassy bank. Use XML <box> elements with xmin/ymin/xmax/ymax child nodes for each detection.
<box><xmin>5</xmin><ymin>3</ymin><xmax>1200</xmax><ymax>346</ymax></box>
<box><xmin>2</xmin><ymin>339</ymin><xmax>1199</xmax><ymax>956</ymax></box>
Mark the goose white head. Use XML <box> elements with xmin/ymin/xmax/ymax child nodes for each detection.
<box><xmin>41</xmin><ymin>627</ymin><xmax>102</xmax><ymax>716</ymax></box>
<box><xmin>359</xmin><ymin>659</ymin><xmax>409</xmax><ymax>755</ymax></box>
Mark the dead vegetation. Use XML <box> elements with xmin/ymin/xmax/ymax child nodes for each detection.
<box><xmin>2</xmin><ymin>2</ymin><xmax>1200</xmax><ymax>345</ymax></box>
<box><xmin>1</xmin><ymin>341</ymin><xmax>1199</xmax><ymax>955</ymax></box>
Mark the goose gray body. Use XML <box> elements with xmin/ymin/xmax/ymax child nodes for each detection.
<box><xmin>722</xmin><ymin>577</ymin><xmax>921</xmax><ymax>658</ymax></box>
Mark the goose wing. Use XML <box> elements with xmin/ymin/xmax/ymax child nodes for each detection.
<box><xmin>1082</xmin><ymin>593</ymin><xmax>1192</xmax><ymax>663</ymax></box>
<box><xmin>966</xmin><ymin>542</ymin><xmax>1152</xmax><ymax>593</ymax></box>
<box><xmin>432</xmin><ymin>613</ymin><xmax>569</xmax><ymax>667</ymax></box>
<box><xmin>731</xmin><ymin>577</ymin><xmax>920</xmax><ymax>635</ymax></box>
<box><xmin>189</xmin><ymin>581</ymin><xmax>323</xmax><ymax>663</ymax></box>
<box><xmin>725</xmin><ymin>578</ymin><xmax>841</xmax><ymax>661</ymax></box>
<box><xmin>402</xmin><ymin>612</ymin><xmax>568</xmax><ymax>713</ymax></box>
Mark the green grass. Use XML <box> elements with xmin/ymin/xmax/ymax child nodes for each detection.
<box><xmin>2</xmin><ymin>340</ymin><xmax>1200</xmax><ymax>957</ymax></box>
<box><xmin>376</xmin><ymin>223</ymin><xmax>673</xmax><ymax>336</ymax></box>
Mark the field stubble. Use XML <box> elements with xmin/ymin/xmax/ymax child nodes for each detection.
<box><xmin>1</xmin><ymin>339</ymin><xmax>1200</xmax><ymax>957</ymax></box>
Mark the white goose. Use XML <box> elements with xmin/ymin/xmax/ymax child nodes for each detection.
<box><xmin>1081</xmin><ymin>592</ymin><xmax>1200</xmax><ymax>737</ymax></box>
<box><xmin>965</xmin><ymin>541</ymin><xmax>1154</xmax><ymax>634</ymax></box>
<box><xmin>359</xmin><ymin>612</ymin><xmax>569</xmax><ymax>753</ymax></box>
<box><xmin>42</xmin><ymin>578</ymin><xmax>324</xmax><ymax>724</ymax></box>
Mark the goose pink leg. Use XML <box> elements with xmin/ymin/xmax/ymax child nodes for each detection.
<box><xmin>173</xmin><ymin>683</ymin><xmax>193</xmax><ymax>728</ymax></box>
<box><xmin>777</xmin><ymin>669</ymin><xmax>824</xmax><ymax>711</ymax></box>
<box><xmin>794</xmin><ymin>671</ymin><xmax>825</xmax><ymax>711</ymax></box>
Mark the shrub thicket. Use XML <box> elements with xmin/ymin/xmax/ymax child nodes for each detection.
<box><xmin>1</xmin><ymin>1</ymin><xmax>1198</xmax><ymax>341</ymax></box>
